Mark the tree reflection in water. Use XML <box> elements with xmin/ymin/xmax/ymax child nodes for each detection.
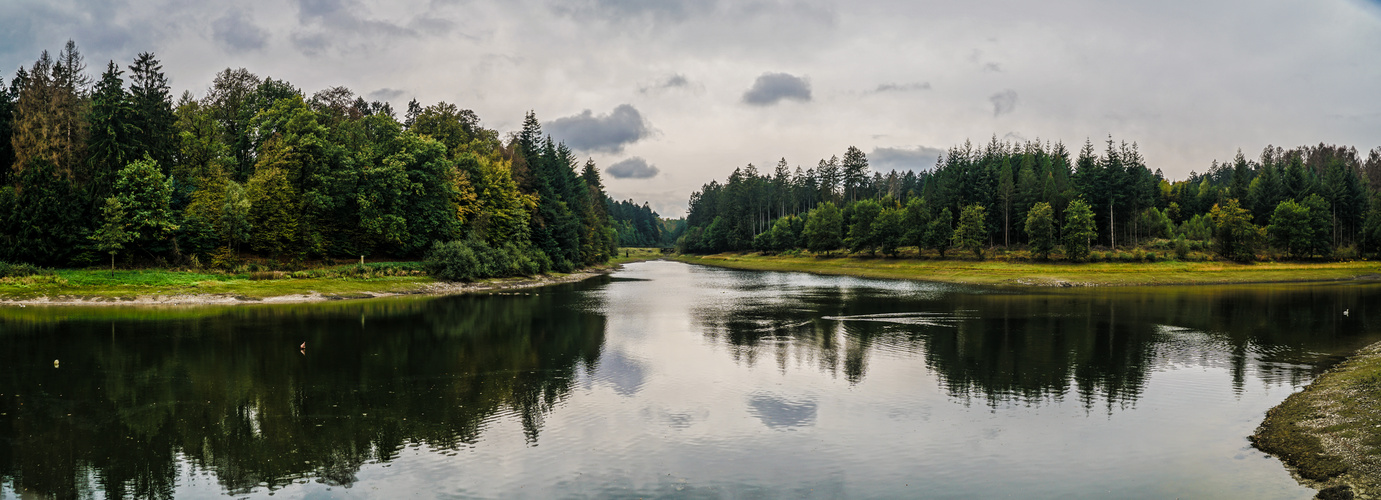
<box><xmin>0</xmin><ymin>287</ymin><xmax>604</xmax><ymax>499</ymax></box>
<box><xmin>2</xmin><ymin>272</ymin><xmax>1378</xmax><ymax>499</ymax></box>
<box><xmin>693</xmin><ymin>281</ymin><xmax>1377</xmax><ymax>411</ymax></box>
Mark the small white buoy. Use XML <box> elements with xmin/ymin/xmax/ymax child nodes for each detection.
<box><xmin>53</xmin><ymin>359</ymin><xmax>59</xmax><ymax>368</ymax></box>
<box><xmin>1344</xmin><ymin>309</ymin><xmax>1350</xmax><ymax>317</ymax></box>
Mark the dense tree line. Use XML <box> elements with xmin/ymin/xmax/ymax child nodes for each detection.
<box><xmin>606</xmin><ymin>197</ymin><xmax>685</xmax><ymax>248</ymax></box>
<box><xmin>0</xmin><ymin>41</ymin><xmax>624</xmax><ymax>276</ymax></box>
<box><xmin>681</xmin><ymin>138</ymin><xmax>1381</xmax><ymax>261</ymax></box>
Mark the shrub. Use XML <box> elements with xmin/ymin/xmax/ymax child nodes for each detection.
<box><xmin>425</xmin><ymin>239</ymin><xmax>550</xmax><ymax>282</ymax></box>
<box><xmin>0</xmin><ymin>261</ymin><xmax>49</xmax><ymax>278</ymax></box>
<box><xmin>425</xmin><ymin>240</ymin><xmax>482</xmax><ymax>282</ymax></box>
<box><xmin>1174</xmin><ymin>237</ymin><xmax>1191</xmax><ymax>261</ymax></box>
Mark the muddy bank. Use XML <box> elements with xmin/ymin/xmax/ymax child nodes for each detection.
<box><xmin>0</xmin><ymin>267</ymin><xmax>619</xmax><ymax>307</ymax></box>
<box><xmin>1253</xmin><ymin>341</ymin><xmax>1381</xmax><ymax>499</ymax></box>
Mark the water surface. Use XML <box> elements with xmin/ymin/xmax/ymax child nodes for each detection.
<box><xmin>3</xmin><ymin>260</ymin><xmax>1378</xmax><ymax>499</ymax></box>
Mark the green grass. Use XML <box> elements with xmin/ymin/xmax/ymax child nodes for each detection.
<box><xmin>0</xmin><ymin>265</ymin><xmax>434</xmax><ymax>300</ymax></box>
<box><xmin>671</xmin><ymin>252</ymin><xmax>1381</xmax><ymax>287</ymax></box>
<box><xmin>609</xmin><ymin>247</ymin><xmax>665</xmax><ymax>265</ymax></box>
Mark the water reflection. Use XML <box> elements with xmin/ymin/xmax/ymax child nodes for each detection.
<box><xmin>0</xmin><ymin>288</ymin><xmax>604</xmax><ymax>498</ymax></box>
<box><xmin>0</xmin><ymin>263</ymin><xmax>1377</xmax><ymax>499</ymax></box>
<box><xmin>689</xmin><ymin>267</ymin><xmax>1378</xmax><ymax>410</ymax></box>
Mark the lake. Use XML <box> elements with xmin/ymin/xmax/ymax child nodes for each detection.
<box><xmin>2</xmin><ymin>260</ymin><xmax>1376</xmax><ymax>499</ymax></box>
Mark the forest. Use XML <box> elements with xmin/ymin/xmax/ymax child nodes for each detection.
<box><xmin>0</xmin><ymin>41</ymin><xmax>663</xmax><ymax>279</ymax></box>
<box><xmin>680</xmin><ymin>139</ymin><xmax>1381</xmax><ymax>262</ymax></box>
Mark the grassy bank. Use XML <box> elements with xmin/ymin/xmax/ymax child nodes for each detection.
<box><xmin>670</xmin><ymin>253</ymin><xmax>1381</xmax><ymax>287</ymax></box>
<box><xmin>0</xmin><ymin>264</ymin><xmax>434</xmax><ymax>301</ymax></box>
<box><xmin>0</xmin><ymin>249</ymin><xmax>665</xmax><ymax>304</ymax></box>
<box><xmin>1252</xmin><ymin>342</ymin><xmax>1381</xmax><ymax>499</ymax></box>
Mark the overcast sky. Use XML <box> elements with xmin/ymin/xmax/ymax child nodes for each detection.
<box><xmin>4</xmin><ymin>0</ymin><xmax>1380</xmax><ymax>217</ymax></box>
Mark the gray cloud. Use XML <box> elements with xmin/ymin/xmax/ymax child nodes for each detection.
<box><xmin>544</xmin><ymin>104</ymin><xmax>652</xmax><ymax>154</ymax></box>
<box><xmin>639</xmin><ymin>73</ymin><xmax>691</xmax><ymax>93</ymax></box>
<box><xmin>289</xmin><ymin>0</ymin><xmax>445</xmax><ymax>55</ymax></box>
<box><xmin>742</xmin><ymin>72</ymin><xmax>812</xmax><ymax>106</ymax></box>
<box><xmin>557</xmin><ymin>0</ymin><xmax>713</xmax><ymax>23</ymax></box>
<box><xmin>990</xmin><ymin>90</ymin><xmax>1018</xmax><ymax>116</ymax></box>
<box><xmin>983</xmin><ymin>62</ymin><xmax>1003</xmax><ymax>72</ymax></box>
<box><xmin>872</xmin><ymin>82</ymin><xmax>931</xmax><ymax>93</ymax></box>
<box><xmin>869</xmin><ymin>146</ymin><xmax>945</xmax><ymax>172</ymax></box>
<box><xmin>212</xmin><ymin>9</ymin><xmax>268</xmax><ymax>53</ymax></box>
<box><xmin>606</xmin><ymin>157</ymin><xmax>660</xmax><ymax>179</ymax></box>
<box><xmin>367</xmin><ymin>88</ymin><xmax>405</xmax><ymax>101</ymax></box>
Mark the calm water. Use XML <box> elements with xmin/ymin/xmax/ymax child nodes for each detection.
<box><xmin>3</xmin><ymin>260</ymin><xmax>1379</xmax><ymax>499</ymax></box>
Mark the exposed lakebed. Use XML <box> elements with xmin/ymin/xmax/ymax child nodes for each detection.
<box><xmin>2</xmin><ymin>260</ymin><xmax>1376</xmax><ymax>498</ymax></box>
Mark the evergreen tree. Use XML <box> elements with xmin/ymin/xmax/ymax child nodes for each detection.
<box><xmin>1024</xmin><ymin>201</ymin><xmax>1056</xmax><ymax>260</ymax></box>
<box><xmin>1267</xmin><ymin>199</ymin><xmax>1310</xmax><ymax>259</ymax></box>
<box><xmin>86</xmin><ymin>61</ymin><xmax>139</xmax><ymax>208</ymax></box>
<box><xmin>953</xmin><ymin>203</ymin><xmax>987</xmax><ymax>259</ymax></box>
<box><xmin>925</xmin><ymin>208</ymin><xmax>954</xmax><ymax>258</ymax></box>
<box><xmin>1301</xmin><ymin>194</ymin><xmax>1333</xmax><ymax>258</ymax></box>
<box><xmin>89</xmin><ymin>196</ymin><xmax>133</xmax><ymax>269</ymax></box>
<box><xmin>841</xmin><ymin>146</ymin><xmax>868</xmax><ymax>202</ymax></box>
<box><xmin>128</xmin><ymin>52</ymin><xmax>176</xmax><ymax>174</ymax></box>
<box><xmin>803</xmin><ymin>201</ymin><xmax>842</xmax><ymax>255</ymax></box>
<box><xmin>1063</xmin><ymin>199</ymin><xmax>1096</xmax><ymax>261</ymax></box>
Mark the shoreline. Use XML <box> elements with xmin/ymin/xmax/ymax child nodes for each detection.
<box><xmin>1252</xmin><ymin>341</ymin><xmax>1381</xmax><ymax>499</ymax></box>
<box><xmin>0</xmin><ymin>265</ymin><xmax>624</xmax><ymax>307</ymax></box>
<box><xmin>671</xmin><ymin>253</ymin><xmax>1381</xmax><ymax>287</ymax></box>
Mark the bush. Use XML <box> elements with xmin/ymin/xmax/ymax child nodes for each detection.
<box><xmin>0</xmin><ymin>261</ymin><xmax>49</xmax><ymax>278</ymax></box>
<box><xmin>425</xmin><ymin>240</ymin><xmax>482</xmax><ymax>282</ymax></box>
<box><xmin>424</xmin><ymin>238</ymin><xmax>550</xmax><ymax>282</ymax></box>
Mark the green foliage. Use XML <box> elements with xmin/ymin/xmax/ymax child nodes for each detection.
<box><xmin>2</xmin><ymin>158</ymin><xmax>86</xmax><ymax>266</ymax></box>
<box><xmin>1300</xmin><ymin>194</ymin><xmax>1333</xmax><ymax>258</ymax></box>
<box><xmin>246</xmin><ymin>166</ymin><xmax>298</xmax><ymax>257</ymax></box>
<box><xmin>113</xmin><ymin>157</ymin><xmax>179</xmax><ymax>254</ymax></box>
<box><xmin>423</xmin><ymin>237</ymin><xmax>545</xmax><ymax>282</ymax></box>
<box><xmin>0</xmin><ymin>261</ymin><xmax>49</xmax><ymax>278</ymax></box>
<box><xmin>89</xmin><ymin>196</ymin><xmax>134</xmax><ymax>269</ymax></box>
<box><xmin>846</xmin><ymin>198</ymin><xmax>882</xmax><ymax>254</ymax></box>
<box><xmin>768</xmin><ymin>215</ymin><xmax>800</xmax><ymax>252</ymax></box>
<box><xmin>1063</xmin><ymin>199</ymin><xmax>1096</xmax><ymax>261</ymax></box>
<box><xmin>925</xmin><ymin>208</ymin><xmax>954</xmax><ymax>258</ymax></box>
<box><xmin>872</xmin><ymin>207</ymin><xmax>904</xmax><ymax>257</ymax></box>
<box><xmin>1209</xmin><ymin>198</ymin><xmax>1263</xmax><ymax>262</ymax></box>
<box><xmin>1361</xmin><ymin>205</ymin><xmax>1381</xmax><ymax>257</ymax></box>
<box><xmin>1024</xmin><ymin>201</ymin><xmax>1056</xmax><ymax>260</ymax></box>
<box><xmin>953</xmin><ymin>203</ymin><xmax>987</xmax><ymax>259</ymax></box>
<box><xmin>1267</xmin><ymin>199</ymin><xmax>1311</xmax><ymax>258</ymax></box>
<box><xmin>804</xmin><ymin>202</ymin><xmax>843</xmax><ymax>255</ymax></box>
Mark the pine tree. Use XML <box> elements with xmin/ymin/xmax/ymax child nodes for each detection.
<box><xmin>1025</xmin><ymin>201</ymin><xmax>1056</xmax><ymax>260</ymax></box>
<box><xmin>87</xmin><ymin>61</ymin><xmax>139</xmax><ymax>207</ymax></box>
<box><xmin>128</xmin><ymin>53</ymin><xmax>176</xmax><ymax>175</ymax></box>
<box><xmin>841</xmin><ymin>146</ymin><xmax>868</xmax><ymax>202</ymax></box>
<box><xmin>1062</xmin><ymin>199</ymin><xmax>1096</xmax><ymax>261</ymax></box>
<box><xmin>89</xmin><ymin>196</ymin><xmax>133</xmax><ymax>270</ymax></box>
<box><xmin>953</xmin><ymin>203</ymin><xmax>988</xmax><ymax>259</ymax></box>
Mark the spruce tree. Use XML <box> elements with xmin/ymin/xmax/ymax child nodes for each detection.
<box><xmin>87</xmin><ymin>61</ymin><xmax>139</xmax><ymax>208</ymax></box>
<box><xmin>128</xmin><ymin>52</ymin><xmax>176</xmax><ymax>174</ymax></box>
